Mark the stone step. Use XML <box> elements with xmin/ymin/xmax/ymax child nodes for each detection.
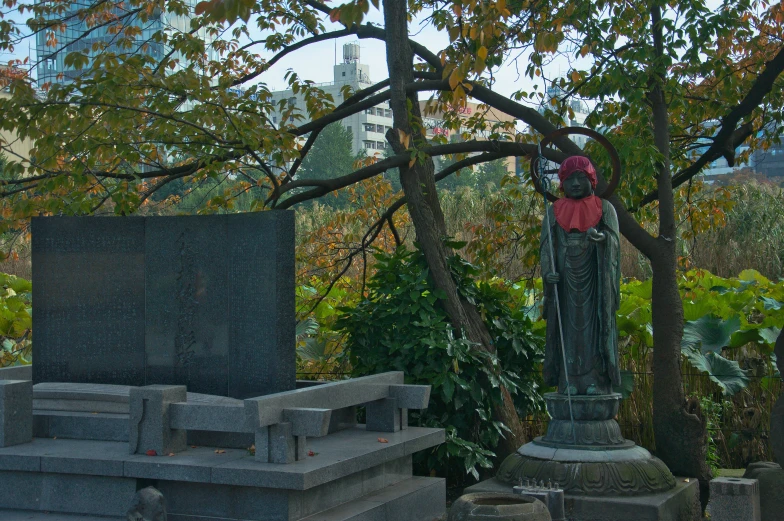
<box><xmin>299</xmin><ymin>477</ymin><xmax>445</xmax><ymax>521</ymax></box>
<box><xmin>0</xmin><ymin>510</ymin><xmax>120</xmax><ymax>520</ymax></box>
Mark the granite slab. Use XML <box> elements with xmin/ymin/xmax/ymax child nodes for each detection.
<box><xmin>0</xmin><ymin>426</ymin><xmax>444</xmax><ymax>491</ymax></box>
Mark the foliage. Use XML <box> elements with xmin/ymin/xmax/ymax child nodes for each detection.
<box><xmin>0</xmin><ymin>272</ymin><xmax>31</xmax><ymax>367</ymax></box>
<box><xmin>612</xmin><ymin>269</ymin><xmax>783</xmax><ymax>396</ymax></box>
<box><xmin>336</xmin><ymin>246</ymin><xmax>544</xmax><ymax>482</ymax></box>
<box><xmin>298</xmin><ymin>123</ymin><xmax>358</xmax><ymax>208</ymax></box>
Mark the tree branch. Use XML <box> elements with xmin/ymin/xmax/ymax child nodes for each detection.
<box><xmin>634</xmin><ymin>44</ymin><xmax>784</xmax><ymax>210</ymax></box>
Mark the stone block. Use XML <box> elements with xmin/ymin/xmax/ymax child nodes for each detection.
<box><xmin>129</xmin><ymin>385</ymin><xmax>187</xmax><ymax>456</ymax></box>
<box><xmin>269</xmin><ymin>422</ymin><xmax>296</xmax><ymax>464</ymax></box>
<box><xmin>31</xmin><ymin>213</ymin><xmax>296</xmax><ymax>400</ymax></box>
<box><xmin>156</xmin><ymin>480</ymin><xmax>291</xmax><ymax>521</ymax></box>
<box><xmin>365</xmin><ymin>398</ymin><xmax>400</xmax><ymax>433</ymax></box>
<box><xmin>0</xmin><ymin>380</ymin><xmax>32</xmax><ymax>447</ymax></box>
<box><xmin>744</xmin><ymin>463</ymin><xmax>784</xmax><ymax>521</ymax></box>
<box><xmin>169</xmin><ymin>402</ymin><xmax>247</xmax><ymax>433</ymax></box>
<box><xmin>186</xmin><ymin>429</ymin><xmax>254</xmax><ymax>449</ymax></box>
<box><xmin>35</xmin><ymin>411</ymin><xmax>128</xmax><ymax>442</ymax></box>
<box><xmin>388</xmin><ymin>385</ymin><xmax>430</xmax><ymax>409</ymax></box>
<box><xmin>283</xmin><ymin>407</ymin><xmax>332</xmax><ymax>437</ymax></box>
<box><xmin>710</xmin><ymin>477</ymin><xmax>761</xmax><ymax>521</ymax></box>
<box><xmin>0</xmin><ymin>470</ymin><xmax>136</xmax><ymax>516</ymax></box>
<box><xmin>0</xmin><ymin>365</ymin><xmax>32</xmax><ymax>381</ymax></box>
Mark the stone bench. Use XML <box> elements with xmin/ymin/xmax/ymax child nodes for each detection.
<box><xmin>129</xmin><ymin>372</ymin><xmax>430</xmax><ymax>464</ymax></box>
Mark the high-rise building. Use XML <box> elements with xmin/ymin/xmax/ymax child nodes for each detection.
<box><xmin>34</xmin><ymin>0</ymin><xmax>214</xmax><ymax>88</ymax></box>
<box><xmin>270</xmin><ymin>43</ymin><xmax>516</xmax><ymax>173</ymax></box>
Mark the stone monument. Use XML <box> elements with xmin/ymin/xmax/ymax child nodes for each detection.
<box><xmin>31</xmin><ymin>213</ymin><xmax>295</xmax><ymax>399</ymax></box>
<box><xmin>466</xmin><ymin>135</ymin><xmax>700</xmax><ymax>521</ymax></box>
<box><xmin>0</xmin><ymin>212</ymin><xmax>446</xmax><ymax>521</ymax></box>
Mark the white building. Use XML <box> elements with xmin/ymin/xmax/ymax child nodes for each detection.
<box><xmin>270</xmin><ymin>43</ymin><xmax>394</xmax><ymax>157</ymax></box>
<box><xmin>270</xmin><ymin>43</ymin><xmax>516</xmax><ymax>172</ymax></box>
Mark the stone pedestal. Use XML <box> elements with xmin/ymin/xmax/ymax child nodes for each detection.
<box><xmin>497</xmin><ymin>393</ymin><xmax>675</xmax><ymax>496</ymax></box>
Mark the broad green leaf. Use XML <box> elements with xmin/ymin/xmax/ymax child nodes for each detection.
<box><xmin>682</xmin><ymin>315</ymin><xmax>741</xmax><ymax>354</ymax></box>
<box><xmin>682</xmin><ymin>348</ymin><xmax>749</xmax><ymax>396</ymax></box>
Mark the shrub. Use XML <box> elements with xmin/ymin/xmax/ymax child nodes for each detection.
<box><xmin>336</xmin><ymin>246</ymin><xmax>544</xmax><ymax>484</ymax></box>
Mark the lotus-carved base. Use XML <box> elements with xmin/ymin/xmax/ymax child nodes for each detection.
<box><xmin>497</xmin><ymin>393</ymin><xmax>676</xmax><ymax>496</ymax></box>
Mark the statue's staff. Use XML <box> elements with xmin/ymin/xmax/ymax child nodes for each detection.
<box><xmin>535</xmin><ymin>143</ymin><xmax>576</xmax><ymax>444</ymax></box>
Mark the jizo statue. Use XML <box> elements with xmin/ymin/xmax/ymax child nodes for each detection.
<box><xmin>541</xmin><ymin>156</ymin><xmax>621</xmax><ymax>396</ymax></box>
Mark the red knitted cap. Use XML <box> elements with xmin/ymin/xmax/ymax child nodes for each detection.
<box><xmin>558</xmin><ymin>156</ymin><xmax>597</xmax><ymax>189</ymax></box>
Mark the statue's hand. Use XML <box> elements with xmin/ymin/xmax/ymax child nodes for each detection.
<box><xmin>545</xmin><ymin>272</ymin><xmax>560</xmax><ymax>284</ymax></box>
<box><xmin>587</xmin><ymin>227</ymin><xmax>606</xmax><ymax>242</ymax></box>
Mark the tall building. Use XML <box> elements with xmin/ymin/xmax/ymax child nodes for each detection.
<box><xmin>270</xmin><ymin>43</ymin><xmax>516</xmax><ymax>173</ymax></box>
<box><xmin>35</xmin><ymin>0</ymin><xmax>214</xmax><ymax>88</ymax></box>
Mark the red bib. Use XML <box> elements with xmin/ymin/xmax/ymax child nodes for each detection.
<box><xmin>553</xmin><ymin>195</ymin><xmax>603</xmax><ymax>232</ymax></box>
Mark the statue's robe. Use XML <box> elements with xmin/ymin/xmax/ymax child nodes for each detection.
<box><xmin>541</xmin><ymin>198</ymin><xmax>621</xmax><ymax>393</ymax></box>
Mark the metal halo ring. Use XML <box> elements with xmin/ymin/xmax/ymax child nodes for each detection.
<box><xmin>529</xmin><ymin>126</ymin><xmax>621</xmax><ymax>202</ymax></box>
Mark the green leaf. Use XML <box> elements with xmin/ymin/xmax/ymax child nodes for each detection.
<box><xmin>761</xmin><ymin>297</ymin><xmax>783</xmax><ymax>311</ymax></box>
<box><xmin>681</xmin><ymin>315</ymin><xmax>741</xmax><ymax>354</ymax></box>
<box><xmin>612</xmin><ymin>370</ymin><xmax>635</xmax><ymax>399</ymax></box>
<box><xmin>682</xmin><ymin>348</ymin><xmax>749</xmax><ymax>396</ymax></box>
<box><xmin>759</xmin><ymin>327</ymin><xmax>781</xmax><ymax>346</ymax></box>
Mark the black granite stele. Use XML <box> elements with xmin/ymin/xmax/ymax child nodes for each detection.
<box><xmin>31</xmin><ymin>212</ymin><xmax>295</xmax><ymax>399</ymax></box>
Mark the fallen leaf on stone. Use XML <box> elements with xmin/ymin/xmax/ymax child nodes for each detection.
<box><xmin>308</xmin><ymin>450</ymin><xmax>316</xmax><ymax>457</ymax></box>
<box><xmin>191</xmin><ymin>445</ymin><xmax>197</xmax><ymax>448</ymax></box>
<box><xmin>377</xmin><ymin>438</ymin><xmax>388</xmax><ymax>443</ymax></box>
<box><xmin>146</xmin><ymin>449</ymin><xmax>157</xmax><ymax>456</ymax></box>
<box><xmin>168</xmin><ymin>453</ymin><xmax>175</xmax><ymax>457</ymax></box>
<box><xmin>215</xmin><ymin>449</ymin><xmax>226</xmax><ymax>454</ymax></box>
<box><xmin>52</xmin><ymin>437</ymin><xmax>57</xmax><ymax>440</ymax></box>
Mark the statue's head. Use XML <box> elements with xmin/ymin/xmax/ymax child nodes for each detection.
<box><xmin>558</xmin><ymin>156</ymin><xmax>597</xmax><ymax>199</ymax></box>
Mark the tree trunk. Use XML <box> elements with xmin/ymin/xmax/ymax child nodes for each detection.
<box><xmin>382</xmin><ymin>0</ymin><xmax>525</xmax><ymax>459</ymax></box>
<box><xmin>648</xmin><ymin>5</ymin><xmax>711</xmax><ymax>509</ymax></box>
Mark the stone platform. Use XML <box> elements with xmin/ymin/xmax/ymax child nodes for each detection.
<box><xmin>466</xmin><ymin>476</ymin><xmax>700</xmax><ymax>521</ymax></box>
<box><xmin>0</xmin><ymin>428</ymin><xmax>445</xmax><ymax>521</ymax></box>
<box><xmin>0</xmin><ymin>367</ymin><xmax>446</xmax><ymax>521</ymax></box>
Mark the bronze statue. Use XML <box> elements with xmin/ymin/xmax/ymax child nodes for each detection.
<box><xmin>540</xmin><ymin>156</ymin><xmax>621</xmax><ymax>396</ymax></box>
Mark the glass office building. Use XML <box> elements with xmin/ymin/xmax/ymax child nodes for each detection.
<box><xmin>35</xmin><ymin>0</ymin><xmax>212</xmax><ymax>88</ymax></box>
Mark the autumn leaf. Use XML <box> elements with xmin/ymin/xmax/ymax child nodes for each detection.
<box><xmin>214</xmin><ymin>449</ymin><xmax>226</xmax><ymax>454</ymax></box>
<box><xmin>146</xmin><ymin>449</ymin><xmax>157</xmax><ymax>456</ymax></box>
<box><xmin>397</xmin><ymin>129</ymin><xmax>411</xmax><ymax>148</ymax></box>
<box><xmin>377</xmin><ymin>438</ymin><xmax>388</xmax><ymax>443</ymax></box>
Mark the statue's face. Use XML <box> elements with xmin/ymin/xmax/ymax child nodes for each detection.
<box><xmin>563</xmin><ymin>171</ymin><xmax>593</xmax><ymax>199</ymax></box>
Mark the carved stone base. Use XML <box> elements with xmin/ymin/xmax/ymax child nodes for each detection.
<box><xmin>498</xmin><ymin>442</ymin><xmax>676</xmax><ymax>495</ymax></box>
<box><xmin>496</xmin><ymin>392</ymin><xmax>676</xmax><ymax>496</ymax></box>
